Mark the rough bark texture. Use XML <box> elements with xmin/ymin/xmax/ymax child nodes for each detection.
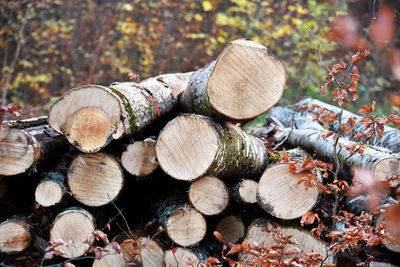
<box><xmin>49</xmin><ymin>207</ymin><xmax>95</xmax><ymax>258</ymax></box>
<box><xmin>121</xmin><ymin>138</ymin><xmax>158</xmax><ymax>177</ymax></box>
<box><xmin>0</xmin><ymin>218</ymin><xmax>32</xmax><ymax>254</ymax></box>
<box><xmin>156</xmin><ymin>114</ymin><xmax>268</xmax><ymax>181</ymax></box>
<box><xmin>215</xmin><ymin>215</ymin><xmax>245</xmax><ymax>244</ymax></box>
<box><xmin>299</xmin><ymin>98</ymin><xmax>400</xmax><ymax>153</ymax></box>
<box><xmin>255</xmin><ymin>106</ymin><xmax>400</xmax><ymax>182</ymax></box>
<box><xmin>35</xmin><ymin>172</ymin><xmax>66</xmax><ymax>207</ymax></box>
<box><xmin>68</xmin><ymin>153</ymin><xmax>124</xmax><ymax>207</ymax></box>
<box><xmin>181</xmin><ymin>39</ymin><xmax>286</xmax><ymax>121</ymax></box>
<box><xmin>0</xmin><ymin>119</ymin><xmax>67</xmax><ymax>176</ymax></box>
<box><xmin>48</xmin><ymin>72</ymin><xmax>192</xmax><ymax>152</ymax></box>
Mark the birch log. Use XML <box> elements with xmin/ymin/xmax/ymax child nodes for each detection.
<box><xmin>298</xmin><ymin>98</ymin><xmax>400</xmax><ymax>153</ymax></box>
<box><xmin>0</xmin><ymin>218</ymin><xmax>32</xmax><ymax>254</ymax></box>
<box><xmin>181</xmin><ymin>39</ymin><xmax>286</xmax><ymax>120</ymax></box>
<box><xmin>48</xmin><ymin>73</ymin><xmax>191</xmax><ymax>152</ymax></box>
<box><xmin>156</xmin><ymin>114</ymin><xmax>268</xmax><ymax>181</ymax></box>
<box><xmin>0</xmin><ymin>116</ymin><xmax>67</xmax><ymax>176</ymax></box>
<box><xmin>254</xmin><ymin>106</ymin><xmax>400</xmax><ymax>182</ymax></box>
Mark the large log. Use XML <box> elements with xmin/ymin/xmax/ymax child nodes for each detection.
<box><xmin>68</xmin><ymin>152</ymin><xmax>124</xmax><ymax>207</ymax></box>
<box><xmin>49</xmin><ymin>207</ymin><xmax>96</xmax><ymax>258</ymax></box>
<box><xmin>48</xmin><ymin>72</ymin><xmax>192</xmax><ymax>152</ymax></box>
<box><xmin>0</xmin><ymin>218</ymin><xmax>32</xmax><ymax>254</ymax></box>
<box><xmin>156</xmin><ymin>114</ymin><xmax>268</xmax><ymax>181</ymax></box>
<box><xmin>299</xmin><ymin>98</ymin><xmax>400</xmax><ymax>153</ymax></box>
<box><xmin>181</xmin><ymin>39</ymin><xmax>286</xmax><ymax>121</ymax></box>
<box><xmin>0</xmin><ymin>117</ymin><xmax>67</xmax><ymax>176</ymax></box>
<box><xmin>251</xmin><ymin>106</ymin><xmax>400</xmax><ymax>182</ymax></box>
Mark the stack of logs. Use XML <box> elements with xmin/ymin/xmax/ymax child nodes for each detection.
<box><xmin>0</xmin><ymin>39</ymin><xmax>399</xmax><ymax>266</ymax></box>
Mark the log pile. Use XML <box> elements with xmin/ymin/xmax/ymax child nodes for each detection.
<box><xmin>0</xmin><ymin>39</ymin><xmax>399</xmax><ymax>267</ymax></box>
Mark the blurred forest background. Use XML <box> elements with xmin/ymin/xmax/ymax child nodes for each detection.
<box><xmin>1</xmin><ymin>0</ymin><xmax>400</xmax><ymax>119</ymax></box>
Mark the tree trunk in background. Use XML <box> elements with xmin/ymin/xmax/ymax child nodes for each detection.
<box><xmin>68</xmin><ymin>153</ymin><xmax>124</xmax><ymax>207</ymax></box>
<box><xmin>48</xmin><ymin>72</ymin><xmax>192</xmax><ymax>153</ymax></box>
<box><xmin>298</xmin><ymin>98</ymin><xmax>400</xmax><ymax>153</ymax></box>
<box><xmin>0</xmin><ymin>117</ymin><xmax>67</xmax><ymax>176</ymax></box>
<box><xmin>156</xmin><ymin>114</ymin><xmax>268</xmax><ymax>181</ymax></box>
<box><xmin>35</xmin><ymin>172</ymin><xmax>66</xmax><ymax>207</ymax></box>
<box><xmin>181</xmin><ymin>39</ymin><xmax>286</xmax><ymax>121</ymax></box>
<box><xmin>0</xmin><ymin>218</ymin><xmax>32</xmax><ymax>254</ymax></box>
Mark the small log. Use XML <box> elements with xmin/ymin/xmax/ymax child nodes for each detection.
<box><xmin>121</xmin><ymin>138</ymin><xmax>158</xmax><ymax>177</ymax></box>
<box><xmin>257</xmin><ymin>163</ymin><xmax>320</xmax><ymax>220</ymax></box>
<box><xmin>181</xmin><ymin>39</ymin><xmax>286</xmax><ymax>120</ymax></box>
<box><xmin>92</xmin><ymin>243</ymin><xmax>125</xmax><ymax>267</ymax></box>
<box><xmin>49</xmin><ymin>207</ymin><xmax>95</xmax><ymax>258</ymax></box>
<box><xmin>0</xmin><ymin>218</ymin><xmax>32</xmax><ymax>254</ymax></box>
<box><xmin>233</xmin><ymin>179</ymin><xmax>258</xmax><ymax>204</ymax></box>
<box><xmin>48</xmin><ymin>73</ymin><xmax>192</xmax><ymax>152</ymax></box>
<box><xmin>155</xmin><ymin>197</ymin><xmax>207</xmax><ymax>247</ymax></box>
<box><xmin>118</xmin><ymin>237</ymin><xmax>164</xmax><ymax>266</ymax></box>
<box><xmin>0</xmin><ymin>118</ymin><xmax>67</xmax><ymax>176</ymax></box>
<box><xmin>188</xmin><ymin>176</ymin><xmax>229</xmax><ymax>216</ymax></box>
<box><xmin>68</xmin><ymin>152</ymin><xmax>124</xmax><ymax>207</ymax></box>
<box><xmin>215</xmin><ymin>215</ymin><xmax>245</xmax><ymax>243</ymax></box>
<box><xmin>298</xmin><ymin>98</ymin><xmax>400</xmax><ymax>153</ymax></box>
<box><xmin>35</xmin><ymin>172</ymin><xmax>66</xmax><ymax>207</ymax></box>
<box><xmin>239</xmin><ymin>218</ymin><xmax>334</xmax><ymax>264</ymax></box>
<box><xmin>156</xmin><ymin>114</ymin><xmax>268</xmax><ymax>181</ymax></box>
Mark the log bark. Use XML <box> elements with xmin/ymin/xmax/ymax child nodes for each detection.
<box><xmin>0</xmin><ymin>218</ymin><xmax>32</xmax><ymax>254</ymax></box>
<box><xmin>181</xmin><ymin>39</ymin><xmax>286</xmax><ymax>121</ymax></box>
<box><xmin>251</xmin><ymin>106</ymin><xmax>400</xmax><ymax>182</ymax></box>
<box><xmin>68</xmin><ymin>152</ymin><xmax>124</xmax><ymax>207</ymax></box>
<box><xmin>154</xmin><ymin>197</ymin><xmax>207</xmax><ymax>247</ymax></box>
<box><xmin>239</xmin><ymin>218</ymin><xmax>334</xmax><ymax>265</ymax></box>
<box><xmin>48</xmin><ymin>72</ymin><xmax>192</xmax><ymax>153</ymax></box>
<box><xmin>298</xmin><ymin>97</ymin><xmax>400</xmax><ymax>153</ymax></box>
<box><xmin>156</xmin><ymin>114</ymin><xmax>268</xmax><ymax>181</ymax></box>
<box><xmin>49</xmin><ymin>207</ymin><xmax>96</xmax><ymax>258</ymax></box>
<box><xmin>35</xmin><ymin>172</ymin><xmax>66</xmax><ymax>207</ymax></box>
<box><xmin>215</xmin><ymin>215</ymin><xmax>245</xmax><ymax>244</ymax></box>
<box><xmin>121</xmin><ymin>138</ymin><xmax>159</xmax><ymax>177</ymax></box>
<box><xmin>188</xmin><ymin>176</ymin><xmax>229</xmax><ymax>216</ymax></box>
<box><xmin>233</xmin><ymin>179</ymin><xmax>258</xmax><ymax>205</ymax></box>
<box><xmin>0</xmin><ymin>117</ymin><xmax>67</xmax><ymax>176</ymax></box>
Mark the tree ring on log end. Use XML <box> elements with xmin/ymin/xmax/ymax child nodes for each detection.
<box><xmin>68</xmin><ymin>153</ymin><xmax>124</xmax><ymax>207</ymax></box>
<box><xmin>50</xmin><ymin>208</ymin><xmax>95</xmax><ymax>258</ymax></box>
<box><xmin>156</xmin><ymin>114</ymin><xmax>219</xmax><ymax>181</ymax></box>
<box><xmin>0</xmin><ymin>219</ymin><xmax>31</xmax><ymax>253</ymax></box>
<box><xmin>207</xmin><ymin>39</ymin><xmax>286</xmax><ymax>120</ymax></box>
<box><xmin>189</xmin><ymin>176</ymin><xmax>229</xmax><ymax>215</ymax></box>
<box><xmin>0</xmin><ymin>128</ymin><xmax>35</xmax><ymax>176</ymax></box>
<box><xmin>238</xmin><ymin>179</ymin><xmax>258</xmax><ymax>204</ymax></box>
<box><xmin>257</xmin><ymin>164</ymin><xmax>320</xmax><ymax>220</ymax></box>
<box><xmin>374</xmin><ymin>158</ymin><xmax>400</xmax><ymax>184</ymax></box>
<box><xmin>164</xmin><ymin>247</ymin><xmax>200</xmax><ymax>267</ymax></box>
<box><xmin>48</xmin><ymin>85</ymin><xmax>124</xmax><ymax>153</ymax></box>
<box><xmin>216</xmin><ymin>215</ymin><xmax>245</xmax><ymax>244</ymax></box>
<box><xmin>166</xmin><ymin>207</ymin><xmax>206</xmax><ymax>247</ymax></box>
<box><xmin>35</xmin><ymin>180</ymin><xmax>64</xmax><ymax>207</ymax></box>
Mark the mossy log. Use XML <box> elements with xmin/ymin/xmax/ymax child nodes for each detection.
<box><xmin>35</xmin><ymin>172</ymin><xmax>66</xmax><ymax>207</ymax></box>
<box><xmin>154</xmin><ymin>197</ymin><xmax>207</xmax><ymax>247</ymax></box>
<box><xmin>239</xmin><ymin>218</ymin><xmax>334</xmax><ymax>265</ymax></box>
<box><xmin>233</xmin><ymin>179</ymin><xmax>258</xmax><ymax>205</ymax></box>
<box><xmin>299</xmin><ymin>98</ymin><xmax>400</xmax><ymax>153</ymax></box>
<box><xmin>68</xmin><ymin>152</ymin><xmax>124</xmax><ymax>207</ymax></box>
<box><xmin>121</xmin><ymin>138</ymin><xmax>159</xmax><ymax>178</ymax></box>
<box><xmin>251</xmin><ymin>106</ymin><xmax>400</xmax><ymax>182</ymax></box>
<box><xmin>49</xmin><ymin>207</ymin><xmax>95</xmax><ymax>258</ymax></box>
<box><xmin>0</xmin><ymin>218</ymin><xmax>32</xmax><ymax>254</ymax></box>
<box><xmin>48</xmin><ymin>72</ymin><xmax>192</xmax><ymax>152</ymax></box>
<box><xmin>188</xmin><ymin>176</ymin><xmax>229</xmax><ymax>216</ymax></box>
<box><xmin>0</xmin><ymin>117</ymin><xmax>67</xmax><ymax>176</ymax></box>
<box><xmin>181</xmin><ymin>39</ymin><xmax>286</xmax><ymax>121</ymax></box>
<box><xmin>215</xmin><ymin>215</ymin><xmax>245</xmax><ymax>244</ymax></box>
<box><xmin>156</xmin><ymin>114</ymin><xmax>268</xmax><ymax>181</ymax></box>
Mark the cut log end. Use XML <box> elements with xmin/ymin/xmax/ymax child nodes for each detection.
<box><xmin>237</xmin><ymin>179</ymin><xmax>258</xmax><ymax>204</ymax></box>
<box><xmin>164</xmin><ymin>247</ymin><xmax>200</xmax><ymax>267</ymax></box>
<box><xmin>0</xmin><ymin>219</ymin><xmax>32</xmax><ymax>254</ymax></box>
<box><xmin>121</xmin><ymin>140</ymin><xmax>158</xmax><ymax>177</ymax></box>
<box><xmin>119</xmin><ymin>237</ymin><xmax>164</xmax><ymax>266</ymax></box>
<box><xmin>48</xmin><ymin>85</ymin><xmax>124</xmax><ymax>153</ymax></box>
<box><xmin>49</xmin><ymin>208</ymin><xmax>95</xmax><ymax>258</ymax></box>
<box><xmin>68</xmin><ymin>153</ymin><xmax>124</xmax><ymax>207</ymax></box>
<box><xmin>189</xmin><ymin>176</ymin><xmax>229</xmax><ymax>216</ymax></box>
<box><xmin>166</xmin><ymin>206</ymin><xmax>206</xmax><ymax>247</ymax></box>
<box><xmin>92</xmin><ymin>243</ymin><xmax>125</xmax><ymax>267</ymax></box>
<box><xmin>35</xmin><ymin>180</ymin><xmax>64</xmax><ymax>207</ymax></box>
<box><xmin>207</xmin><ymin>39</ymin><xmax>286</xmax><ymax>120</ymax></box>
<box><xmin>216</xmin><ymin>216</ymin><xmax>245</xmax><ymax>244</ymax></box>
<box><xmin>156</xmin><ymin>114</ymin><xmax>219</xmax><ymax>181</ymax></box>
<box><xmin>0</xmin><ymin>128</ymin><xmax>36</xmax><ymax>176</ymax></box>
<box><xmin>374</xmin><ymin>158</ymin><xmax>400</xmax><ymax>183</ymax></box>
<box><xmin>257</xmin><ymin>164</ymin><xmax>320</xmax><ymax>220</ymax></box>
